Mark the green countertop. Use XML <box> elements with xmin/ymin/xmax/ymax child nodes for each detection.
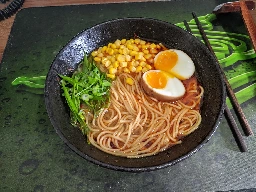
<box><xmin>1</xmin><ymin>1</ymin><xmax>256</xmax><ymax>191</ymax></box>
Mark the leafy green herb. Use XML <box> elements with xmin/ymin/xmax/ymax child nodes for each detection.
<box><xmin>60</xmin><ymin>55</ymin><xmax>112</xmax><ymax>134</ymax></box>
<box><xmin>11</xmin><ymin>76</ymin><xmax>46</xmax><ymax>88</ymax></box>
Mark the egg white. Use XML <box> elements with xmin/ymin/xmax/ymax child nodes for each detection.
<box><xmin>151</xmin><ymin>76</ymin><xmax>185</xmax><ymax>97</ymax></box>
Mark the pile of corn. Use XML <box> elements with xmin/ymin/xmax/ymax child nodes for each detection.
<box><xmin>91</xmin><ymin>38</ymin><xmax>166</xmax><ymax>80</ymax></box>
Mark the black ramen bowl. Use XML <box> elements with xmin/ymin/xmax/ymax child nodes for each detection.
<box><xmin>44</xmin><ymin>18</ymin><xmax>226</xmax><ymax>172</ymax></box>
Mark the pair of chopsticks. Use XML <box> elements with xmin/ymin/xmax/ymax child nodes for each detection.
<box><xmin>183</xmin><ymin>12</ymin><xmax>253</xmax><ymax>152</ymax></box>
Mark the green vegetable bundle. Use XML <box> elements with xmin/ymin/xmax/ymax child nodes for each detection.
<box><xmin>60</xmin><ymin>55</ymin><xmax>112</xmax><ymax>134</ymax></box>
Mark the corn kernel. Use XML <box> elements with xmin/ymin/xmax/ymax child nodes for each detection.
<box><xmin>113</xmin><ymin>61</ymin><xmax>119</xmax><ymax>68</ymax></box>
<box><xmin>109</xmin><ymin>68</ymin><xmax>117</xmax><ymax>74</ymax></box>
<box><xmin>114</xmin><ymin>49</ymin><xmax>119</xmax><ymax>54</ymax></box>
<box><xmin>146</xmin><ymin>64</ymin><xmax>152</xmax><ymax>70</ymax></box>
<box><xmin>150</xmin><ymin>43</ymin><xmax>156</xmax><ymax>49</ymax></box>
<box><xmin>107</xmin><ymin>74</ymin><xmax>115</xmax><ymax>79</ymax></box>
<box><xmin>125</xmin><ymin>39</ymin><xmax>131</xmax><ymax>45</ymax></box>
<box><xmin>97</xmin><ymin>53</ymin><xmax>104</xmax><ymax>57</ymax></box>
<box><xmin>134</xmin><ymin>61</ymin><xmax>140</xmax><ymax>67</ymax></box>
<box><xmin>91</xmin><ymin>51</ymin><xmax>98</xmax><ymax>57</ymax></box>
<box><xmin>144</xmin><ymin>54</ymin><xmax>152</xmax><ymax>60</ymax></box>
<box><xmin>130</xmin><ymin>51</ymin><xmax>137</xmax><ymax>56</ymax></box>
<box><xmin>135</xmin><ymin>53</ymin><xmax>143</xmax><ymax>60</ymax></box>
<box><xmin>150</xmin><ymin>48</ymin><xmax>158</xmax><ymax>54</ymax></box>
<box><xmin>115</xmin><ymin>39</ymin><xmax>121</xmax><ymax>47</ymax></box>
<box><xmin>97</xmin><ymin>47</ymin><xmax>103</xmax><ymax>53</ymax></box>
<box><xmin>125</xmin><ymin>55</ymin><xmax>131</xmax><ymax>62</ymax></box>
<box><xmin>102</xmin><ymin>58</ymin><xmax>111</xmax><ymax>67</ymax></box>
<box><xmin>110</xmin><ymin>56</ymin><xmax>116</xmax><ymax>63</ymax></box>
<box><xmin>143</xmin><ymin>49</ymin><xmax>149</xmax><ymax>54</ymax></box>
<box><xmin>121</xmin><ymin>39</ymin><xmax>126</xmax><ymax>44</ymax></box>
<box><xmin>117</xmin><ymin>54</ymin><xmax>126</xmax><ymax>62</ymax></box>
<box><xmin>140</xmin><ymin>40</ymin><xmax>146</xmax><ymax>45</ymax></box>
<box><xmin>107</xmin><ymin>64</ymin><xmax>113</xmax><ymax>69</ymax></box>
<box><xmin>102</xmin><ymin>46</ymin><xmax>107</xmax><ymax>52</ymax></box>
<box><xmin>94</xmin><ymin>57</ymin><xmax>101</xmax><ymax>62</ymax></box>
<box><xmin>123</xmin><ymin>68</ymin><xmax>130</xmax><ymax>73</ymax></box>
<box><xmin>130</xmin><ymin>39</ymin><xmax>135</xmax><ymax>44</ymax></box>
<box><xmin>135</xmin><ymin>53</ymin><xmax>146</xmax><ymax>61</ymax></box>
<box><xmin>129</xmin><ymin>60</ymin><xmax>137</xmax><ymax>67</ymax></box>
<box><xmin>111</xmin><ymin>44</ymin><xmax>117</xmax><ymax>49</ymax></box>
<box><xmin>141</xmin><ymin>44</ymin><xmax>149</xmax><ymax>49</ymax></box>
<box><xmin>139</xmin><ymin>61</ymin><xmax>146</xmax><ymax>67</ymax></box>
<box><xmin>142</xmin><ymin>67</ymin><xmax>148</xmax><ymax>73</ymax></box>
<box><xmin>132</xmin><ymin>46</ymin><xmax>139</xmax><ymax>52</ymax></box>
<box><xmin>127</xmin><ymin>44</ymin><xmax>134</xmax><ymax>50</ymax></box>
<box><xmin>118</xmin><ymin>49</ymin><xmax>123</xmax><ymax>54</ymax></box>
<box><xmin>107</xmin><ymin>43</ymin><xmax>112</xmax><ymax>47</ymax></box>
<box><xmin>120</xmin><ymin>61</ymin><xmax>128</xmax><ymax>67</ymax></box>
<box><xmin>107</xmin><ymin>48</ymin><xmax>114</xmax><ymax>55</ymax></box>
<box><xmin>134</xmin><ymin>39</ymin><xmax>141</xmax><ymax>44</ymax></box>
<box><xmin>105</xmin><ymin>61</ymin><xmax>111</xmax><ymax>67</ymax></box>
<box><xmin>122</xmin><ymin>48</ymin><xmax>129</xmax><ymax>55</ymax></box>
<box><xmin>136</xmin><ymin>66</ymin><xmax>143</xmax><ymax>72</ymax></box>
<box><xmin>126</xmin><ymin>78</ymin><xmax>134</xmax><ymax>85</ymax></box>
<box><xmin>156</xmin><ymin>44</ymin><xmax>161</xmax><ymax>49</ymax></box>
<box><xmin>129</xmin><ymin>65</ymin><xmax>136</xmax><ymax>72</ymax></box>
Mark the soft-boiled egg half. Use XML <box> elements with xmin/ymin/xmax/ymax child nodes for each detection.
<box><xmin>141</xmin><ymin>70</ymin><xmax>186</xmax><ymax>101</ymax></box>
<box><xmin>154</xmin><ymin>49</ymin><xmax>195</xmax><ymax>80</ymax></box>
<box><xmin>141</xmin><ymin>49</ymin><xmax>195</xmax><ymax>101</ymax></box>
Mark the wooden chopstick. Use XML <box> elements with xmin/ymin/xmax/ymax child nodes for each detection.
<box><xmin>224</xmin><ymin>104</ymin><xmax>247</xmax><ymax>152</ymax></box>
<box><xmin>240</xmin><ymin>0</ymin><xmax>256</xmax><ymax>52</ymax></box>
<box><xmin>191</xmin><ymin>12</ymin><xmax>253</xmax><ymax>137</ymax></box>
<box><xmin>183</xmin><ymin>19</ymin><xmax>248</xmax><ymax>152</ymax></box>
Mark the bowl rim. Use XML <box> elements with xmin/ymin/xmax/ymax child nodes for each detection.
<box><xmin>44</xmin><ymin>17</ymin><xmax>226</xmax><ymax>172</ymax></box>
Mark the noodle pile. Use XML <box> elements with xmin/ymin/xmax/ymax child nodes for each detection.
<box><xmin>84</xmin><ymin>72</ymin><xmax>203</xmax><ymax>158</ymax></box>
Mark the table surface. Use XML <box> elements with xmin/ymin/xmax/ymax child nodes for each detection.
<box><xmin>1</xmin><ymin>0</ymin><xmax>256</xmax><ymax>191</ymax></box>
<box><xmin>0</xmin><ymin>0</ymin><xmax>156</xmax><ymax>62</ymax></box>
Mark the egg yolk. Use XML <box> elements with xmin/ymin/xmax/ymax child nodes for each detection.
<box><xmin>145</xmin><ymin>71</ymin><xmax>168</xmax><ymax>89</ymax></box>
<box><xmin>154</xmin><ymin>50</ymin><xmax>178</xmax><ymax>72</ymax></box>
